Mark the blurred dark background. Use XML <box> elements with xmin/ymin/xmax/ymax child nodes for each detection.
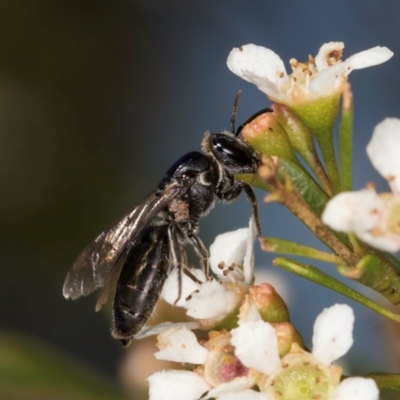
<box><xmin>1</xmin><ymin>0</ymin><xmax>400</xmax><ymax>398</ymax></box>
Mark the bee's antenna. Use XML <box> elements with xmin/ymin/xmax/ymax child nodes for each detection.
<box><xmin>230</xmin><ymin>90</ymin><xmax>242</xmax><ymax>135</ymax></box>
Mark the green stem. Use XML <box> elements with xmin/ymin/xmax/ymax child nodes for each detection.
<box><xmin>347</xmin><ymin>233</ymin><xmax>364</xmax><ymax>256</ymax></box>
<box><xmin>366</xmin><ymin>373</ymin><xmax>400</xmax><ymax>391</ymax></box>
<box><xmin>315</xmin><ymin>129</ymin><xmax>341</xmax><ymax>195</ymax></box>
<box><xmin>273</xmin><ymin>257</ymin><xmax>400</xmax><ymax>323</ymax></box>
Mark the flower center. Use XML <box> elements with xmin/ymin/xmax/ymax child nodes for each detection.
<box><xmin>264</xmin><ymin>352</ymin><xmax>339</xmax><ymax>400</ymax></box>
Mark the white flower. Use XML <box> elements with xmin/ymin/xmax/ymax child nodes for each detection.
<box><xmin>209</xmin><ymin>216</ymin><xmax>257</xmax><ymax>284</ymax></box>
<box><xmin>227</xmin><ymin>42</ymin><xmax>393</xmax><ymax>105</ymax></box>
<box><xmin>148</xmin><ymin>303</ymin><xmax>378</xmax><ymax>400</ymax></box>
<box><xmin>256</xmin><ymin>304</ymin><xmax>377</xmax><ymax>400</ymax></box>
<box><xmin>322</xmin><ymin>118</ymin><xmax>400</xmax><ymax>252</ymax></box>
<box><xmin>154</xmin><ymin>325</ymin><xmax>209</xmax><ymax>364</ymax></box>
<box><xmin>367</xmin><ymin>118</ymin><xmax>400</xmax><ymax>194</ymax></box>
<box><xmin>162</xmin><ymin>217</ymin><xmax>257</xmax><ymax>321</ymax></box>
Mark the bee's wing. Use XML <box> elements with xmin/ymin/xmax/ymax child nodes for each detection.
<box><xmin>62</xmin><ymin>183</ymin><xmax>184</xmax><ymax>301</ymax></box>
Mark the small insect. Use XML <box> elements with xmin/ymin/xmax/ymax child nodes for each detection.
<box><xmin>63</xmin><ymin>93</ymin><xmax>268</xmax><ymax>346</ymax></box>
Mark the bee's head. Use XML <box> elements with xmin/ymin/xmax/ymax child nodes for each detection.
<box><xmin>202</xmin><ymin>131</ymin><xmax>259</xmax><ymax>175</ymax></box>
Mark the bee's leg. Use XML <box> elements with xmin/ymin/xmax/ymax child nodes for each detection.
<box><xmin>167</xmin><ymin>225</ymin><xmax>185</xmax><ymax>305</ymax></box>
<box><xmin>218</xmin><ymin>182</ymin><xmax>261</xmax><ymax>236</ymax></box>
<box><xmin>180</xmin><ymin>248</ymin><xmax>200</xmax><ymax>283</ymax></box>
<box><xmin>183</xmin><ymin>267</ymin><xmax>204</xmax><ymax>284</ymax></box>
<box><xmin>188</xmin><ymin>233</ymin><xmax>209</xmax><ymax>278</ymax></box>
<box><xmin>243</xmin><ymin>184</ymin><xmax>262</xmax><ymax>236</ymax></box>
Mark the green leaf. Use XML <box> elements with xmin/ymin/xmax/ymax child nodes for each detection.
<box><xmin>273</xmin><ymin>257</ymin><xmax>400</xmax><ymax>324</ymax></box>
<box><xmin>0</xmin><ymin>331</ymin><xmax>129</xmax><ymax>400</ymax></box>
<box><xmin>277</xmin><ymin>159</ymin><xmax>330</xmax><ymax>216</ymax></box>
<box><xmin>338</xmin><ymin>254</ymin><xmax>400</xmax><ymax>305</ymax></box>
<box><xmin>260</xmin><ymin>237</ymin><xmax>341</xmax><ymax>264</ymax></box>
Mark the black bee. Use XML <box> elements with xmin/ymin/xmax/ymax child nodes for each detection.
<box><xmin>63</xmin><ymin>93</ymin><xmax>267</xmax><ymax>346</ymax></box>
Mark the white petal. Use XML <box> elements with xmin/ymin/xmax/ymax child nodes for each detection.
<box><xmin>155</xmin><ymin>326</ymin><xmax>209</xmax><ymax>364</ymax></box>
<box><xmin>241</xmin><ymin>70</ymin><xmax>285</xmax><ymax>101</ymax></box>
<box><xmin>210</xmin><ymin>218</ymin><xmax>256</xmax><ymax>284</ymax></box>
<box><xmin>308</xmin><ymin>61</ymin><xmax>346</xmax><ymax>94</ymax></box>
<box><xmin>312</xmin><ymin>304</ymin><xmax>354</xmax><ymax>365</ymax></box>
<box><xmin>218</xmin><ymin>389</ymin><xmax>270</xmax><ymax>400</ymax></box>
<box><xmin>185</xmin><ymin>280</ymin><xmax>230</xmax><ymax>319</ymax></box>
<box><xmin>367</xmin><ymin>118</ymin><xmax>400</xmax><ymax>193</ymax></box>
<box><xmin>161</xmin><ymin>267</ymin><xmax>206</xmax><ymax>307</ymax></box>
<box><xmin>314</xmin><ymin>42</ymin><xmax>344</xmax><ymax>71</ymax></box>
<box><xmin>231</xmin><ymin>320</ymin><xmax>280</xmax><ymax>375</ymax></box>
<box><xmin>227</xmin><ymin>44</ymin><xmax>288</xmax><ymax>95</ymax></box>
<box><xmin>210</xmin><ymin>227</ymin><xmax>249</xmax><ymax>278</ymax></box>
<box><xmin>243</xmin><ymin>217</ymin><xmax>257</xmax><ymax>284</ymax></box>
<box><xmin>148</xmin><ymin>370</ymin><xmax>211</xmax><ymax>400</ymax></box>
<box><xmin>207</xmin><ymin>377</ymin><xmax>252</xmax><ymax>398</ymax></box>
<box><xmin>344</xmin><ymin>46</ymin><xmax>393</xmax><ymax>74</ymax></box>
<box><xmin>238</xmin><ymin>297</ymin><xmax>262</xmax><ymax>325</ymax></box>
<box><xmin>322</xmin><ymin>190</ymin><xmax>382</xmax><ymax>233</ymax></box>
<box><xmin>136</xmin><ymin>321</ymin><xmax>200</xmax><ymax>339</ymax></box>
<box><xmin>147</xmin><ymin>370</ymin><xmax>210</xmax><ymax>400</ymax></box>
<box><xmin>333</xmin><ymin>377</ymin><xmax>379</xmax><ymax>400</ymax></box>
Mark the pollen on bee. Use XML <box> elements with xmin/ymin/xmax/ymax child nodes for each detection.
<box><xmin>169</xmin><ymin>199</ymin><xmax>190</xmax><ymax>222</ymax></box>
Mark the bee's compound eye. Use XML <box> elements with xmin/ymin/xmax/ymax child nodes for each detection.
<box><xmin>214</xmin><ymin>135</ymin><xmax>252</xmax><ymax>164</ymax></box>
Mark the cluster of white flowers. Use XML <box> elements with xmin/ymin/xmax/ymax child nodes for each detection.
<box><xmin>144</xmin><ymin>220</ymin><xmax>378</xmax><ymax>400</ymax></box>
<box><xmin>140</xmin><ymin>41</ymin><xmax>396</xmax><ymax>399</ymax></box>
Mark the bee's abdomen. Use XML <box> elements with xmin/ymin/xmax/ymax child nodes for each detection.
<box><xmin>111</xmin><ymin>226</ymin><xmax>169</xmax><ymax>346</ymax></box>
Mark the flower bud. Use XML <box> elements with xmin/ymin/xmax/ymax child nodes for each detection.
<box><xmin>241</xmin><ymin>111</ymin><xmax>300</xmax><ymax>166</ymax></box>
<box><xmin>248</xmin><ymin>283</ymin><xmax>290</xmax><ymax>323</ymax></box>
